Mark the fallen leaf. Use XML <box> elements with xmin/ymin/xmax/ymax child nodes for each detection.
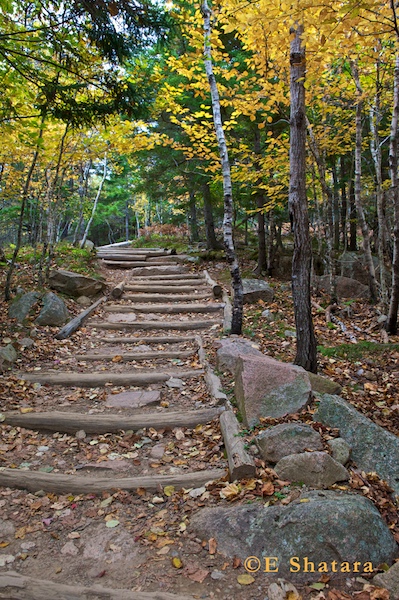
<box><xmin>233</xmin><ymin>556</ymin><xmax>241</xmax><ymax>569</ymax></box>
<box><xmin>237</xmin><ymin>573</ymin><xmax>255</xmax><ymax>585</ymax></box>
<box><xmin>208</xmin><ymin>538</ymin><xmax>217</xmax><ymax>555</ymax></box>
<box><xmin>261</xmin><ymin>481</ymin><xmax>275</xmax><ymax>496</ymax></box>
<box><xmin>188</xmin><ymin>568</ymin><xmax>209</xmax><ymax>583</ymax></box>
<box><xmin>310</xmin><ymin>583</ymin><xmax>326</xmax><ymax>590</ymax></box>
<box><xmin>105</xmin><ymin>520</ymin><xmax>119</xmax><ymax>528</ymax></box>
<box><xmin>157</xmin><ymin>546</ymin><xmax>170</xmax><ymax>555</ymax></box>
<box><xmin>172</xmin><ymin>557</ymin><xmax>183</xmax><ymax>569</ymax></box>
<box><xmin>164</xmin><ymin>485</ymin><xmax>175</xmax><ymax>497</ymax></box>
<box><xmin>219</xmin><ymin>483</ymin><xmax>240</xmax><ymax>499</ymax></box>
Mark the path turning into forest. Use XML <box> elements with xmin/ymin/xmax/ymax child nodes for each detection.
<box><xmin>0</xmin><ymin>248</ymin><xmax>248</xmax><ymax>599</ymax></box>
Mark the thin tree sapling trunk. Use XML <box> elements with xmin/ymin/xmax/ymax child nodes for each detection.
<box><xmin>201</xmin><ymin>0</ymin><xmax>243</xmax><ymax>334</ymax></box>
<box><xmin>387</xmin><ymin>54</ymin><xmax>399</xmax><ymax>334</ymax></box>
<box><xmin>80</xmin><ymin>153</ymin><xmax>107</xmax><ymax>249</ymax></box>
<box><xmin>289</xmin><ymin>23</ymin><xmax>317</xmax><ymax>373</ymax></box>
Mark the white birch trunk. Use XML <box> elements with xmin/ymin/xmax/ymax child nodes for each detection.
<box><xmin>80</xmin><ymin>153</ymin><xmax>107</xmax><ymax>249</ymax></box>
<box><xmin>201</xmin><ymin>0</ymin><xmax>243</xmax><ymax>334</ymax></box>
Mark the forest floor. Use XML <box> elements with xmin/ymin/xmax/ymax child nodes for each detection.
<box><xmin>0</xmin><ymin>250</ymin><xmax>398</xmax><ymax>600</ymax></box>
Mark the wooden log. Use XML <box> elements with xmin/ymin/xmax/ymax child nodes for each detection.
<box><xmin>126</xmin><ymin>273</ymin><xmax>204</xmax><ymax>281</ymax></box>
<box><xmin>18</xmin><ymin>369</ymin><xmax>203</xmax><ymax>387</ymax></box>
<box><xmin>122</xmin><ymin>285</ymin><xmax>207</xmax><ymax>293</ymax></box>
<box><xmin>125</xmin><ymin>279</ymin><xmax>208</xmax><ymax>288</ymax></box>
<box><xmin>0</xmin><ymin>467</ymin><xmax>226</xmax><ymax>495</ymax></box>
<box><xmin>98</xmin><ymin>335</ymin><xmax>195</xmax><ymax>344</ymax></box>
<box><xmin>55</xmin><ymin>296</ymin><xmax>107</xmax><ymax>340</ymax></box>
<box><xmin>0</xmin><ymin>571</ymin><xmax>195</xmax><ymax>600</ymax></box>
<box><xmin>222</xmin><ymin>290</ymin><xmax>233</xmax><ymax>333</ymax></box>
<box><xmin>122</xmin><ymin>293</ymin><xmax>210</xmax><ymax>303</ymax></box>
<box><xmin>104</xmin><ymin>303</ymin><xmax>223</xmax><ymax>314</ymax></box>
<box><xmin>203</xmin><ymin>269</ymin><xmax>223</xmax><ymax>298</ymax></box>
<box><xmin>74</xmin><ymin>350</ymin><xmax>193</xmax><ymax>361</ymax></box>
<box><xmin>3</xmin><ymin>407</ymin><xmax>224</xmax><ymax>434</ymax></box>
<box><xmin>89</xmin><ymin>320</ymin><xmax>219</xmax><ymax>331</ymax></box>
<box><xmin>102</xmin><ymin>261</ymin><xmax>174</xmax><ymax>268</ymax></box>
<box><xmin>129</xmin><ymin>266</ymin><xmax>188</xmax><ymax>276</ymax></box>
<box><xmin>110</xmin><ymin>280</ymin><xmax>125</xmax><ymax>299</ymax></box>
<box><xmin>219</xmin><ymin>410</ymin><xmax>256</xmax><ymax>481</ymax></box>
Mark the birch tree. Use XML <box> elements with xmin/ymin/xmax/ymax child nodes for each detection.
<box><xmin>201</xmin><ymin>0</ymin><xmax>243</xmax><ymax>334</ymax></box>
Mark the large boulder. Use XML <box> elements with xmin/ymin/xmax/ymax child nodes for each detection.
<box><xmin>373</xmin><ymin>561</ymin><xmax>399</xmax><ymax>599</ymax></box>
<box><xmin>274</xmin><ymin>451</ymin><xmax>349</xmax><ymax>488</ymax></box>
<box><xmin>35</xmin><ymin>292</ymin><xmax>69</xmax><ymax>326</ymax></box>
<box><xmin>49</xmin><ymin>269</ymin><xmax>105</xmax><ymax>298</ymax></box>
<box><xmin>308</xmin><ymin>372</ymin><xmax>342</xmax><ymax>395</ymax></box>
<box><xmin>338</xmin><ymin>251</ymin><xmax>378</xmax><ymax>285</ymax></box>
<box><xmin>241</xmin><ymin>279</ymin><xmax>274</xmax><ymax>304</ymax></box>
<box><xmin>190</xmin><ymin>491</ymin><xmax>398</xmax><ymax>581</ymax></box>
<box><xmin>256</xmin><ymin>423</ymin><xmax>323</xmax><ymax>463</ymax></box>
<box><xmin>8</xmin><ymin>291</ymin><xmax>41</xmax><ymax>322</ymax></box>
<box><xmin>235</xmin><ymin>355</ymin><xmax>312</xmax><ymax>427</ymax></box>
<box><xmin>315</xmin><ymin>394</ymin><xmax>399</xmax><ymax>494</ymax></box>
<box><xmin>313</xmin><ymin>275</ymin><xmax>369</xmax><ymax>299</ymax></box>
<box><xmin>215</xmin><ymin>337</ymin><xmax>263</xmax><ymax>373</ymax></box>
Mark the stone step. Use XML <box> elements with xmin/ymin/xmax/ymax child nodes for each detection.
<box><xmin>89</xmin><ymin>319</ymin><xmax>220</xmax><ymax>331</ymax></box>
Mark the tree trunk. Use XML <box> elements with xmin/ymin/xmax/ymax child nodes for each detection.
<box><xmin>4</xmin><ymin>116</ymin><xmax>45</xmax><ymax>301</ymax></box>
<box><xmin>387</xmin><ymin>54</ymin><xmax>399</xmax><ymax>334</ymax></box>
<box><xmin>348</xmin><ymin>172</ymin><xmax>357</xmax><ymax>251</ymax></box>
<box><xmin>254</xmin><ymin>127</ymin><xmax>267</xmax><ymax>274</ymax></box>
<box><xmin>307</xmin><ymin>120</ymin><xmax>337</xmax><ymax>304</ymax></box>
<box><xmin>332</xmin><ymin>161</ymin><xmax>340</xmax><ymax>251</ymax></box>
<box><xmin>201</xmin><ymin>0</ymin><xmax>243</xmax><ymax>334</ymax></box>
<box><xmin>370</xmin><ymin>67</ymin><xmax>388</xmax><ymax>311</ymax></box>
<box><xmin>202</xmin><ymin>182</ymin><xmax>220</xmax><ymax>250</ymax></box>
<box><xmin>289</xmin><ymin>24</ymin><xmax>317</xmax><ymax>373</ymax></box>
<box><xmin>188</xmin><ymin>189</ymin><xmax>199</xmax><ymax>242</ymax></box>
<box><xmin>340</xmin><ymin>156</ymin><xmax>348</xmax><ymax>250</ymax></box>
<box><xmin>351</xmin><ymin>62</ymin><xmax>379</xmax><ymax>303</ymax></box>
<box><xmin>80</xmin><ymin>153</ymin><xmax>107</xmax><ymax>248</ymax></box>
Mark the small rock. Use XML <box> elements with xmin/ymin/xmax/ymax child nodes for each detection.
<box><xmin>76</xmin><ymin>430</ymin><xmax>86</xmax><ymax>440</ymax></box>
<box><xmin>150</xmin><ymin>444</ymin><xmax>165</xmax><ymax>459</ymax></box>
<box><xmin>189</xmin><ymin>487</ymin><xmax>206</xmax><ymax>498</ymax></box>
<box><xmin>37</xmin><ymin>446</ymin><xmax>49</xmax><ymax>452</ymax></box>
<box><xmin>211</xmin><ymin>570</ymin><xmax>225</xmax><ymax>580</ymax></box>
<box><xmin>18</xmin><ymin>337</ymin><xmax>34</xmax><ymax>349</ymax></box>
<box><xmin>9</xmin><ymin>291</ymin><xmax>41</xmax><ymax>322</ymax></box>
<box><xmin>241</xmin><ymin>279</ymin><xmax>274</xmax><ymax>304</ymax></box>
<box><xmin>0</xmin><ymin>555</ymin><xmax>15</xmax><ymax>567</ymax></box>
<box><xmin>275</xmin><ymin>451</ymin><xmax>349</xmax><ymax>488</ymax></box>
<box><xmin>373</xmin><ymin>560</ymin><xmax>399</xmax><ymax>598</ymax></box>
<box><xmin>35</xmin><ymin>292</ymin><xmax>69</xmax><ymax>326</ymax></box>
<box><xmin>377</xmin><ymin>314</ymin><xmax>388</xmax><ymax>324</ymax></box>
<box><xmin>327</xmin><ymin>438</ymin><xmax>351</xmax><ymax>465</ymax></box>
<box><xmin>0</xmin><ymin>344</ymin><xmax>17</xmax><ymax>363</ymax></box>
<box><xmin>284</xmin><ymin>330</ymin><xmax>296</xmax><ymax>338</ymax></box>
<box><xmin>76</xmin><ymin>296</ymin><xmax>92</xmax><ymax>307</ymax></box>
<box><xmin>20</xmin><ymin>542</ymin><xmax>36</xmax><ymax>550</ymax></box>
<box><xmin>60</xmin><ymin>541</ymin><xmax>79</xmax><ymax>556</ymax></box>
<box><xmin>256</xmin><ymin>423</ymin><xmax>323</xmax><ymax>463</ymax></box>
<box><xmin>166</xmin><ymin>377</ymin><xmax>184</xmax><ymax>389</ymax></box>
<box><xmin>0</xmin><ymin>519</ymin><xmax>16</xmax><ymax>536</ymax></box>
<box><xmin>261</xmin><ymin>309</ymin><xmax>278</xmax><ymax>322</ymax></box>
<box><xmin>268</xmin><ymin>580</ymin><xmax>301</xmax><ymax>600</ymax></box>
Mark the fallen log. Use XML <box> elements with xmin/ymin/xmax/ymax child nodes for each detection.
<box><xmin>219</xmin><ymin>410</ymin><xmax>257</xmax><ymax>481</ymax></box>
<box><xmin>122</xmin><ymin>285</ymin><xmax>207</xmax><ymax>293</ymax></box>
<box><xmin>18</xmin><ymin>369</ymin><xmax>203</xmax><ymax>387</ymax></box>
<box><xmin>110</xmin><ymin>280</ymin><xmax>125</xmax><ymax>299</ymax></box>
<box><xmin>122</xmin><ymin>293</ymin><xmax>210</xmax><ymax>303</ymax></box>
<box><xmin>125</xmin><ymin>279</ymin><xmax>207</xmax><ymax>287</ymax></box>
<box><xmin>3</xmin><ymin>407</ymin><xmax>223</xmax><ymax>434</ymax></box>
<box><xmin>203</xmin><ymin>270</ymin><xmax>223</xmax><ymax>298</ymax></box>
<box><xmin>98</xmin><ymin>335</ymin><xmax>195</xmax><ymax>344</ymax></box>
<box><xmin>55</xmin><ymin>296</ymin><xmax>107</xmax><ymax>340</ymax></box>
<box><xmin>0</xmin><ymin>571</ymin><xmax>196</xmax><ymax>600</ymax></box>
<box><xmin>103</xmin><ymin>303</ymin><xmax>223</xmax><ymax>314</ymax></box>
<box><xmin>0</xmin><ymin>467</ymin><xmax>226</xmax><ymax>496</ymax></box>
<box><xmin>89</xmin><ymin>319</ymin><xmax>219</xmax><ymax>331</ymax></box>
<box><xmin>74</xmin><ymin>350</ymin><xmax>193</xmax><ymax>361</ymax></box>
<box><xmin>126</xmin><ymin>273</ymin><xmax>204</xmax><ymax>281</ymax></box>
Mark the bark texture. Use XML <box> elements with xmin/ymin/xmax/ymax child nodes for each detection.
<box><xmin>289</xmin><ymin>24</ymin><xmax>317</xmax><ymax>373</ymax></box>
<box><xmin>201</xmin><ymin>0</ymin><xmax>243</xmax><ymax>334</ymax></box>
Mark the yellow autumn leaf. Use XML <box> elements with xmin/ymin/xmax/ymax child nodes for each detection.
<box><xmin>172</xmin><ymin>557</ymin><xmax>183</xmax><ymax>569</ymax></box>
<box><xmin>164</xmin><ymin>485</ymin><xmax>175</xmax><ymax>497</ymax></box>
<box><xmin>237</xmin><ymin>573</ymin><xmax>255</xmax><ymax>585</ymax></box>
